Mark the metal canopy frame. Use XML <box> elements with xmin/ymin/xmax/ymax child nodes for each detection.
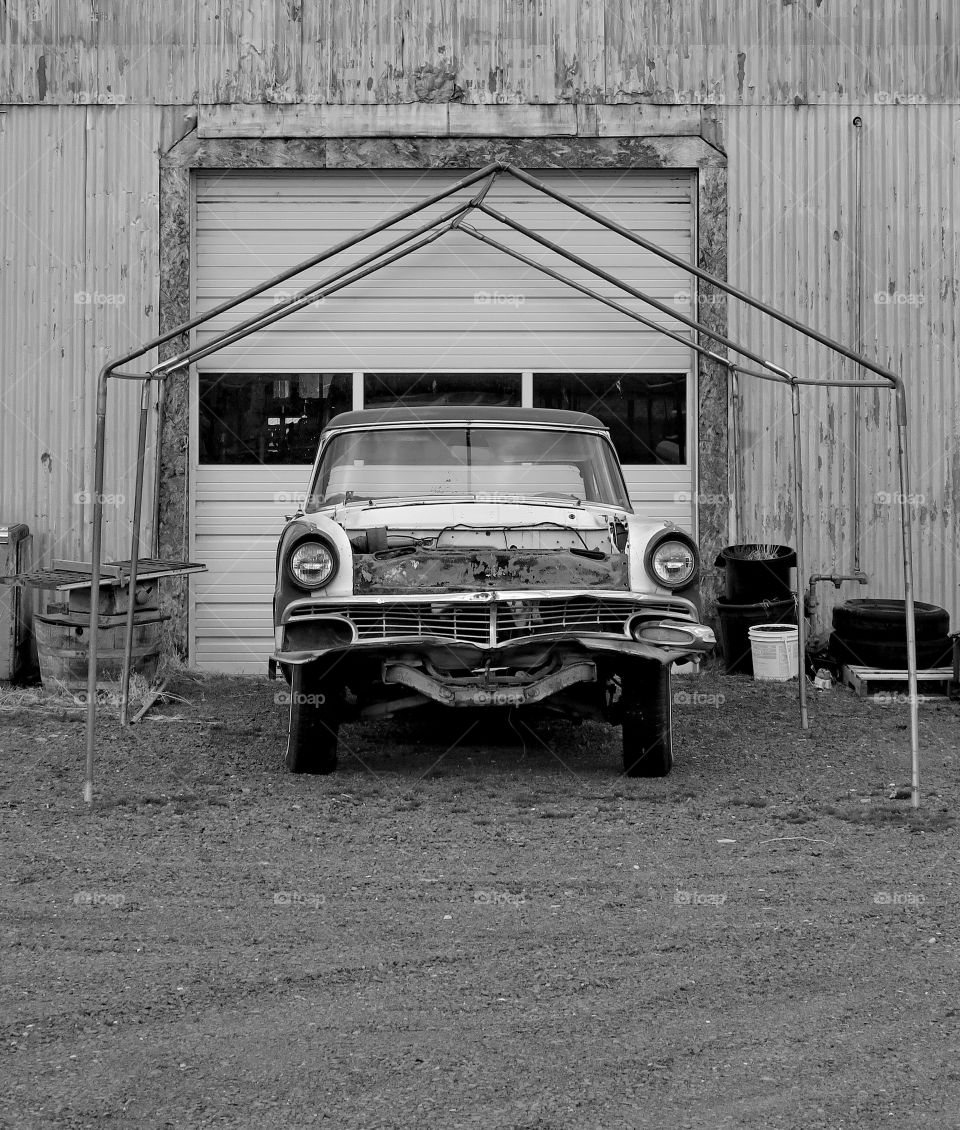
<box><xmin>82</xmin><ymin>161</ymin><xmax>923</xmax><ymax>809</ymax></box>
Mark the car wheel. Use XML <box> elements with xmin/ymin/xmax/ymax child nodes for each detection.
<box><xmin>621</xmin><ymin>660</ymin><xmax>673</xmax><ymax>778</ymax></box>
<box><xmin>828</xmin><ymin>632</ymin><xmax>954</xmax><ymax>671</ymax></box>
<box><xmin>832</xmin><ymin>599</ymin><xmax>949</xmax><ymax>642</ymax></box>
<box><xmin>285</xmin><ymin>664</ymin><xmax>339</xmax><ymax>774</ymax></box>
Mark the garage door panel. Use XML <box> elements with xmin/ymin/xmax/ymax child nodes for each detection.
<box><xmin>192</xmin><ymin>336</ymin><xmax>689</xmax><ymax>373</ymax></box>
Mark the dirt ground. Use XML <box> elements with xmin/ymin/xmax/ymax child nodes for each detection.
<box><xmin>2</xmin><ymin>666</ymin><xmax>959</xmax><ymax>1129</ymax></box>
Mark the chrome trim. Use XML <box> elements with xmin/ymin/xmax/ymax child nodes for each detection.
<box><xmin>281</xmin><ymin>591</ymin><xmax>699</xmax><ymax>647</ymax></box>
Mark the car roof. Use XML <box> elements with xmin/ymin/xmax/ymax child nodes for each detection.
<box><xmin>324</xmin><ymin>406</ymin><xmax>607</xmax><ymax>431</ymax></box>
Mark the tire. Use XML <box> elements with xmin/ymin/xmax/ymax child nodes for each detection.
<box><xmin>832</xmin><ymin>599</ymin><xmax>949</xmax><ymax>642</ymax></box>
<box><xmin>621</xmin><ymin>660</ymin><xmax>673</xmax><ymax>778</ymax></box>
<box><xmin>285</xmin><ymin>664</ymin><xmax>339</xmax><ymax>775</ymax></box>
<box><xmin>828</xmin><ymin>632</ymin><xmax>953</xmax><ymax>671</ymax></box>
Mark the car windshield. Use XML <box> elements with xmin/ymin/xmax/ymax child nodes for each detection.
<box><xmin>305</xmin><ymin>425</ymin><xmax>632</xmax><ymax>511</ymax></box>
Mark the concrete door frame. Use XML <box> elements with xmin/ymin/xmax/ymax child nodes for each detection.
<box><xmin>157</xmin><ymin>132</ymin><xmax>729</xmax><ymax>643</ymax></box>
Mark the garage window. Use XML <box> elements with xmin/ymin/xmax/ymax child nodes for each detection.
<box><xmin>363</xmin><ymin>372</ymin><xmax>521</xmax><ymax>410</ymax></box>
<box><xmin>533</xmin><ymin>373</ymin><xmax>687</xmax><ymax>465</ymax></box>
<box><xmin>198</xmin><ymin>373</ymin><xmax>351</xmax><ymax>463</ymax></box>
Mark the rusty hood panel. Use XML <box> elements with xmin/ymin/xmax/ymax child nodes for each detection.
<box><xmin>354</xmin><ymin>548</ymin><xmax>629</xmax><ymax>594</ymax></box>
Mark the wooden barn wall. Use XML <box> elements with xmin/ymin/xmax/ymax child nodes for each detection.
<box><xmin>726</xmin><ymin>104</ymin><xmax>960</xmax><ymax>628</ymax></box>
<box><xmin>1</xmin><ymin>0</ymin><xmax>957</xmax><ymax>106</ymax></box>
<box><xmin>0</xmin><ymin>105</ymin><xmax>163</xmax><ymax>568</ymax></box>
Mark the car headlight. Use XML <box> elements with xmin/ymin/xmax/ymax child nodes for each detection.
<box><xmin>288</xmin><ymin>539</ymin><xmax>338</xmax><ymax>589</ymax></box>
<box><xmin>645</xmin><ymin>535</ymin><xmax>700</xmax><ymax>590</ymax></box>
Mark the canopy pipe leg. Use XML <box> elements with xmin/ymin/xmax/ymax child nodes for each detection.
<box><xmin>894</xmin><ymin>385</ymin><xmax>921</xmax><ymax>809</ymax></box>
<box><xmin>84</xmin><ymin>365</ymin><xmax>112</xmax><ymax>805</ymax></box>
<box><xmin>120</xmin><ymin>378</ymin><xmax>152</xmax><ymax>727</ymax></box>
<box><xmin>791</xmin><ymin>382</ymin><xmax>810</xmax><ymax>730</ymax></box>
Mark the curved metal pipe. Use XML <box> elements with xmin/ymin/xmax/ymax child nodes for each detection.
<box><xmin>502</xmin><ymin>163</ymin><xmax>899</xmax><ymax>388</ymax></box>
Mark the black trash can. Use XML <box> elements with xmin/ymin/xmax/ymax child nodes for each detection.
<box><xmin>715</xmin><ymin>544</ymin><xmax>796</xmax><ymax>604</ymax></box>
<box><xmin>716</xmin><ymin>596</ymin><xmax>798</xmax><ymax>675</ymax></box>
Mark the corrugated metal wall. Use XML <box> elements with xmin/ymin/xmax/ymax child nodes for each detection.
<box><xmin>727</xmin><ymin>104</ymin><xmax>960</xmax><ymax>626</ymax></box>
<box><xmin>2</xmin><ymin>2</ymin><xmax>958</xmax><ymax>630</ymax></box>
<box><xmin>0</xmin><ymin>105</ymin><xmax>161</xmax><ymax>568</ymax></box>
<box><xmin>2</xmin><ymin>1</ymin><xmax>958</xmax><ymax>105</ymax></box>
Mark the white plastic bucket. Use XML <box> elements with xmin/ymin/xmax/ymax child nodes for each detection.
<box><xmin>748</xmin><ymin>623</ymin><xmax>799</xmax><ymax>681</ymax></box>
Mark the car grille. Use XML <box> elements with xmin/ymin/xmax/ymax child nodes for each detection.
<box><xmin>496</xmin><ymin>597</ymin><xmax>635</xmax><ymax>641</ymax></box>
<box><xmin>295</xmin><ymin>596</ymin><xmax>692</xmax><ymax>646</ymax></box>
<box><xmin>339</xmin><ymin>603</ymin><xmax>493</xmax><ymax>644</ymax></box>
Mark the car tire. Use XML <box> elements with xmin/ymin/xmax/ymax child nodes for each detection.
<box><xmin>285</xmin><ymin>664</ymin><xmax>339</xmax><ymax>774</ymax></box>
<box><xmin>621</xmin><ymin>660</ymin><xmax>673</xmax><ymax>778</ymax></box>
<box><xmin>828</xmin><ymin>632</ymin><xmax>954</xmax><ymax>671</ymax></box>
<box><xmin>832</xmin><ymin>599</ymin><xmax>949</xmax><ymax>642</ymax></box>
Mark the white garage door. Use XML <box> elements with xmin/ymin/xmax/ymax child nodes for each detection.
<box><xmin>191</xmin><ymin>170</ymin><xmax>697</xmax><ymax>672</ymax></box>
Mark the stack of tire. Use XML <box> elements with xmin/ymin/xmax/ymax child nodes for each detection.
<box><xmin>829</xmin><ymin>599</ymin><xmax>953</xmax><ymax>671</ymax></box>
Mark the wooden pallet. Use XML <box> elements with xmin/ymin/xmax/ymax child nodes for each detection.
<box><xmin>0</xmin><ymin>559</ymin><xmax>205</xmax><ymax>591</ymax></box>
<box><xmin>841</xmin><ymin>664</ymin><xmax>955</xmax><ymax>701</ymax></box>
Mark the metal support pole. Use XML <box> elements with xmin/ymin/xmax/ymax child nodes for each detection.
<box><xmin>84</xmin><ymin>365</ymin><xmax>112</xmax><ymax>805</ymax></box>
<box><xmin>894</xmin><ymin>385</ymin><xmax>921</xmax><ymax>808</ymax></box>
<box><xmin>458</xmin><ymin>223</ymin><xmax>761</xmax><ymax>378</ymax></box>
<box><xmin>120</xmin><ymin>378</ymin><xmax>152</xmax><ymax>727</ymax></box>
<box><xmin>152</xmin><ymin>379</ymin><xmax>166</xmax><ymax>557</ymax></box>
<box><xmin>502</xmin><ymin>163</ymin><xmax>902</xmax><ymax>387</ymax></box>
<box><xmin>790</xmin><ymin>382</ymin><xmax>810</xmax><ymax>730</ymax></box>
<box><xmin>474</xmin><ymin>203</ymin><xmax>788</xmax><ymax>381</ymax></box>
<box><xmin>152</xmin><ymin>203</ymin><xmax>472</xmax><ymax>376</ymax></box>
<box><xmin>730</xmin><ymin>366</ymin><xmax>743</xmax><ymax>541</ymax></box>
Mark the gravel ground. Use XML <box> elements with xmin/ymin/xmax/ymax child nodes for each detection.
<box><xmin>2</xmin><ymin>668</ymin><xmax>959</xmax><ymax>1129</ymax></box>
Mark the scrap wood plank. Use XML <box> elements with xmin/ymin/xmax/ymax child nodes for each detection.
<box><xmin>841</xmin><ymin>664</ymin><xmax>954</xmax><ymax>701</ymax></box>
<box><xmin>129</xmin><ymin>678</ymin><xmax>170</xmax><ymax>725</ymax></box>
<box><xmin>0</xmin><ymin>559</ymin><xmax>206</xmax><ymax>591</ymax></box>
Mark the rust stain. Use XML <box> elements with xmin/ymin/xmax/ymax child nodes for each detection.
<box><xmin>413</xmin><ymin>63</ymin><xmax>458</xmax><ymax>102</ymax></box>
<box><xmin>354</xmin><ymin>549</ymin><xmax>629</xmax><ymax>594</ymax></box>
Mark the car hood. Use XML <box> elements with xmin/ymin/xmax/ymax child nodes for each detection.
<box><xmin>324</xmin><ymin>497</ymin><xmax>622</xmax><ymax>529</ymax></box>
<box><xmin>313</xmin><ymin>498</ymin><xmax>634</xmax><ymax>594</ymax></box>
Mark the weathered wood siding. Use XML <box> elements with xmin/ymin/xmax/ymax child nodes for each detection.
<box><xmin>1</xmin><ymin>1</ymin><xmax>957</xmax><ymax>106</ymax></box>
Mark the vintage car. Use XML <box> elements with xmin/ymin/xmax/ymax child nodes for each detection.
<box><xmin>271</xmin><ymin>407</ymin><xmax>714</xmax><ymax>777</ymax></box>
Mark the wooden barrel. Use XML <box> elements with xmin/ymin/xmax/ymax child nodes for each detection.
<box><xmin>33</xmin><ymin>612</ymin><xmax>168</xmax><ymax>691</ymax></box>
